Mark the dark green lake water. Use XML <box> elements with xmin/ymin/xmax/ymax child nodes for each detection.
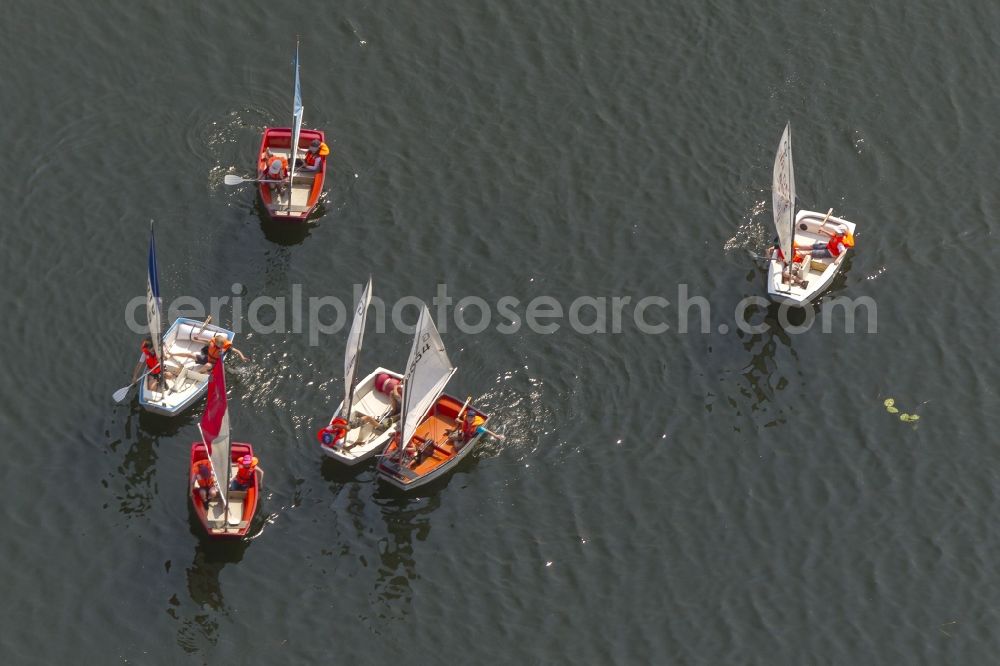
<box><xmin>2</xmin><ymin>0</ymin><xmax>999</xmax><ymax>663</ymax></box>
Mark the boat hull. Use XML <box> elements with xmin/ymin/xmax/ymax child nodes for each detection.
<box><xmin>767</xmin><ymin>210</ymin><xmax>857</xmax><ymax>306</ymax></box>
<box><xmin>376</xmin><ymin>393</ymin><xmax>488</xmax><ymax>491</ymax></box>
<box><xmin>189</xmin><ymin>441</ymin><xmax>260</xmax><ymax>539</ymax></box>
<box><xmin>320</xmin><ymin>367</ymin><xmax>403</xmax><ymax>465</ymax></box>
<box><xmin>257</xmin><ymin>127</ymin><xmax>326</xmax><ymax>223</ymax></box>
<box><xmin>138</xmin><ymin>318</ymin><xmax>236</xmax><ymax>416</ymax></box>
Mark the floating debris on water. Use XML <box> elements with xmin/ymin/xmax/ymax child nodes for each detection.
<box><xmin>883</xmin><ymin>397</ymin><xmax>922</xmax><ymax>424</ymax></box>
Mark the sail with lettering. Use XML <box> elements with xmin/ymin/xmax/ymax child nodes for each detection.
<box><xmin>395</xmin><ymin>305</ymin><xmax>456</xmax><ymax>461</ymax></box>
<box><xmin>772</xmin><ymin>122</ymin><xmax>796</xmax><ymax>265</ymax></box>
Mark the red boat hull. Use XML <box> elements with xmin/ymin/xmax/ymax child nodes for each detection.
<box><xmin>189</xmin><ymin>441</ymin><xmax>261</xmax><ymax>539</ymax></box>
<box><xmin>257</xmin><ymin>127</ymin><xmax>327</xmax><ymax>223</ymax></box>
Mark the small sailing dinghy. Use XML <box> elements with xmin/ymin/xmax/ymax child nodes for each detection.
<box><xmin>257</xmin><ymin>41</ymin><xmax>327</xmax><ymax>222</ymax></box>
<box><xmin>137</xmin><ymin>223</ymin><xmax>235</xmax><ymax>416</ymax></box>
<box><xmin>190</xmin><ymin>358</ymin><xmax>262</xmax><ymax>539</ymax></box>
<box><xmin>377</xmin><ymin>304</ymin><xmax>490</xmax><ymax>491</ymax></box>
<box><xmin>766</xmin><ymin>122</ymin><xmax>857</xmax><ymax>306</ymax></box>
<box><xmin>317</xmin><ymin>278</ymin><xmax>404</xmax><ymax>465</ymax></box>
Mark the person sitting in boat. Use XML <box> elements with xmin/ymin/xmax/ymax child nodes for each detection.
<box><xmin>295</xmin><ymin>139</ymin><xmax>329</xmax><ymax>172</ymax></box>
<box><xmin>795</xmin><ymin>227</ymin><xmax>855</xmax><ymax>260</ymax></box>
<box><xmin>262</xmin><ymin>152</ymin><xmax>289</xmax><ymax>197</ymax></box>
<box><xmin>318</xmin><ymin>410</ymin><xmax>397</xmax><ymax>448</ymax></box>
<box><xmin>187</xmin><ymin>334</ymin><xmax>247</xmax><ymax>371</ymax></box>
<box><xmin>375</xmin><ymin>373</ymin><xmax>404</xmax><ymax>415</ymax></box>
<box><xmin>131</xmin><ymin>339</ymin><xmax>175</xmax><ymax>391</ymax></box>
<box><xmin>771</xmin><ymin>239</ymin><xmax>808</xmax><ymax>287</ymax></box>
<box><xmin>193</xmin><ymin>462</ymin><xmax>219</xmax><ymax>505</ymax></box>
<box><xmin>231</xmin><ymin>455</ymin><xmax>262</xmax><ymax>491</ymax></box>
<box><xmin>446</xmin><ymin>409</ymin><xmax>486</xmax><ymax>449</ymax></box>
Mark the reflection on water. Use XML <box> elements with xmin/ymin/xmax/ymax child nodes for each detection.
<box><xmin>255</xmin><ymin>200</ymin><xmax>317</xmax><ymax>246</ymax></box>
<box><xmin>722</xmin><ymin>252</ymin><xmax>862</xmax><ymax>431</ymax></box>
<box><xmin>169</xmin><ymin>511</ymin><xmax>253</xmax><ymax>653</ymax></box>
<box><xmin>106</xmin><ymin>404</ymin><xmax>198</xmax><ymax>518</ymax></box>
<box><xmin>107</xmin><ymin>432</ymin><xmax>158</xmax><ymax>517</ymax></box>
<box><xmin>730</xmin><ymin>301</ymin><xmax>795</xmax><ymax>429</ymax></box>
<box><xmin>369</xmin><ymin>492</ymin><xmax>441</xmax><ymax>621</ymax></box>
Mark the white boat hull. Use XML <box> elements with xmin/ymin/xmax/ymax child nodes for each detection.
<box><xmin>320</xmin><ymin>367</ymin><xmax>402</xmax><ymax>465</ymax></box>
<box><xmin>138</xmin><ymin>318</ymin><xmax>235</xmax><ymax>416</ymax></box>
<box><xmin>767</xmin><ymin>210</ymin><xmax>857</xmax><ymax>306</ymax></box>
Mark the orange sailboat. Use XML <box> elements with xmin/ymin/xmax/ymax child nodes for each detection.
<box><xmin>376</xmin><ymin>304</ymin><xmax>489</xmax><ymax>491</ymax></box>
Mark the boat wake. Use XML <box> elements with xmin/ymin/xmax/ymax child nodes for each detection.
<box><xmin>723</xmin><ymin>196</ymin><xmax>771</xmax><ymax>258</ymax></box>
<box><xmin>472</xmin><ymin>371</ymin><xmax>557</xmax><ymax>463</ymax></box>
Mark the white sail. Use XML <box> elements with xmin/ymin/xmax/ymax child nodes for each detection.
<box><xmin>287</xmin><ymin>40</ymin><xmax>303</xmax><ymax>212</ymax></box>
<box><xmin>209</xmin><ymin>412</ymin><xmax>231</xmax><ymax>501</ymax></box>
<box><xmin>342</xmin><ymin>276</ymin><xmax>373</xmax><ymax>419</ymax></box>
<box><xmin>146</xmin><ymin>223</ymin><xmax>163</xmax><ymax>368</ymax></box>
<box><xmin>772</xmin><ymin>122</ymin><xmax>796</xmax><ymax>264</ymax></box>
<box><xmin>397</xmin><ymin>304</ymin><xmax>457</xmax><ymax>459</ymax></box>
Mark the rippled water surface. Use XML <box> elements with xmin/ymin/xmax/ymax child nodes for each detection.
<box><xmin>2</xmin><ymin>0</ymin><xmax>1000</xmax><ymax>663</ymax></box>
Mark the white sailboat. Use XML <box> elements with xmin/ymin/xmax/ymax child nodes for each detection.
<box><xmin>766</xmin><ymin>122</ymin><xmax>858</xmax><ymax>306</ymax></box>
<box><xmin>137</xmin><ymin>223</ymin><xmax>236</xmax><ymax>416</ymax></box>
<box><xmin>377</xmin><ymin>304</ymin><xmax>489</xmax><ymax>491</ymax></box>
<box><xmin>318</xmin><ymin>278</ymin><xmax>404</xmax><ymax>465</ymax></box>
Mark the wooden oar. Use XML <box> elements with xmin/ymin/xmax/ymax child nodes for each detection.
<box><xmin>192</xmin><ymin>316</ymin><xmax>213</xmax><ymax>342</ymax></box>
<box><xmin>816</xmin><ymin>208</ymin><xmax>835</xmax><ymax>233</ymax></box>
<box><xmin>455</xmin><ymin>396</ymin><xmax>472</xmax><ymax>421</ymax></box>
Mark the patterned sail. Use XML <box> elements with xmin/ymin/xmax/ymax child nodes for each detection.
<box><xmin>342</xmin><ymin>277</ymin><xmax>373</xmax><ymax>419</ymax></box>
<box><xmin>772</xmin><ymin>122</ymin><xmax>796</xmax><ymax>264</ymax></box>
<box><xmin>146</xmin><ymin>223</ymin><xmax>163</xmax><ymax>368</ymax></box>
<box><xmin>397</xmin><ymin>305</ymin><xmax>456</xmax><ymax>460</ymax></box>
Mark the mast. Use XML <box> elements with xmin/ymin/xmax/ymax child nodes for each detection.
<box><xmin>342</xmin><ymin>276</ymin><xmax>373</xmax><ymax>420</ymax></box>
<box><xmin>146</xmin><ymin>222</ymin><xmax>164</xmax><ymax>388</ymax></box>
<box><xmin>287</xmin><ymin>39</ymin><xmax>303</xmax><ymax>213</ymax></box>
<box><xmin>785</xmin><ymin>124</ymin><xmax>796</xmax><ymax>260</ymax></box>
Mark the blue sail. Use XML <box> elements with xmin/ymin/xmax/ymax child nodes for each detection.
<box><xmin>146</xmin><ymin>222</ymin><xmax>163</xmax><ymax>365</ymax></box>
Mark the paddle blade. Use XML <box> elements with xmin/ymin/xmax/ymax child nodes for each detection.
<box><xmin>112</xmin><ymin>385</ymin><xmax>131</xmax><ymax>403</ymax></box>
<box><xmin>223</xmin><ymin>174</ymin><xmax>246</xmax><ymax>186</ymax></box>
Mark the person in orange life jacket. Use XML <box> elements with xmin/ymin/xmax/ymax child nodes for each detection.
<box><xmin>131</xmin><ymin>339</ymin><xmax>176</xmax><ymax>391</ymax></box>
<box><xmin>294</xmin><ymin>138</ymin><xmax>329</xmax><ymax>171</ymax></box>
<box><xmin>770</xmin><ymin>238</ymin><xmax>807</xmax><ymax>287</ymax></box>
<box><xmin>795</xmin><ymin>226</ymin><xmax>855</xmax><ymax>259</ymax></box>
<box><xmin>389</xmin><ymin>431</ymin><xmax>420</xmax><ymax>462</ymax></box>
<box><xmin>446</xmin><ymin>409</ymin><xmax>485</xmax><ymax>450</ymax></box>
<box><xmin>231</xmin><ymin>454</ymin><xmax>263</xmax><ymax>490</ymax></box>
<box><xmin>190</xmin><ymin>334</ymin><xmax>246</xmax><ymax>371</ymax></box>
<box><xmin>193</xmin><ymin>462</ymin><xmax>219</xmax><ymax>505</ymax></box>
<box><xmin>261</xmin><ymin>151</ymin><xmax>289</xmax><ymax>199</ymax></box>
